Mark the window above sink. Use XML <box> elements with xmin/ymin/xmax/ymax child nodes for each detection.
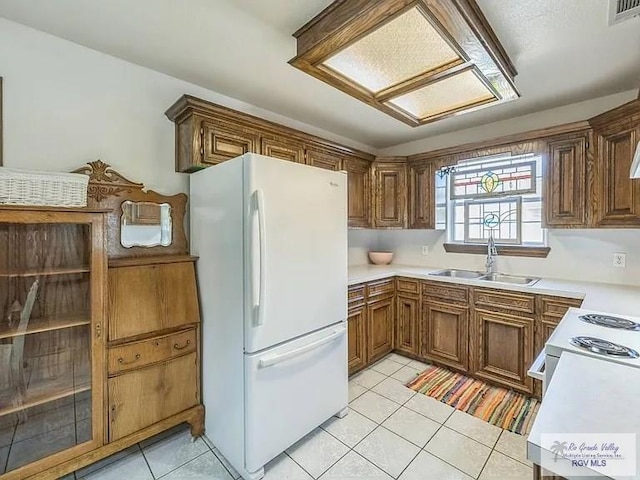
<box><xmin>435</xmin><ymin>153</ymin><xmax>551</xmax><ymax>258</ymax></box>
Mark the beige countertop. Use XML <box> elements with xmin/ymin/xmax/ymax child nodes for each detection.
<box><xmin>348</xmin><ymin>264</ymin><xmax>640</xmax><ymax>316</ymax></box>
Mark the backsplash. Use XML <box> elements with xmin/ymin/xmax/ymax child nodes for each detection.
<box><xmin>349</xmin><ymin>229</ymin><xmax>640</xmax><ymax>287</ymax></box>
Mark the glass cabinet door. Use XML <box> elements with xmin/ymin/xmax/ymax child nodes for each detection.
<box><xmin>0</xmin><ymin>219</ymin><xmax>101</xmax><ymax>475</ymax></box>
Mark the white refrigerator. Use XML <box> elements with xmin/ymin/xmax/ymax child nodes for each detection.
<box><xmin>190</xmin><ymin>153</ymin><xmax>348</xmax><ymax>480</ymax></box>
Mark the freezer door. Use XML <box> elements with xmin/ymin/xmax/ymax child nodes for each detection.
<box><xmin>244</xmin><ymin>323</ymin><xmax>348</xmax><ymax>473</ymax></box>
<box><xmin>245</xmin><ymin>154</ymin><xmax>347</xmax><ymax>353</ymax></box>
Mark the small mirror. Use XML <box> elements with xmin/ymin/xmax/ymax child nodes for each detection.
<box><xmin>121</xmin><ymin>201</ymin><xmax>172</xmax><ymax>248</ymax></box>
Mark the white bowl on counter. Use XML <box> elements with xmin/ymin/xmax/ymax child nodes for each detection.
<box><xmin>368</xmin><ymin>251</ymin><xmax>394</xmax><ymax>265</ymax></box>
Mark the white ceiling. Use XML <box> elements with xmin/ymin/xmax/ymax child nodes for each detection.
<box><xmin>0</xmin><ymin>0</ymin><xmax>638</xmax><ymax>150</ymax></box>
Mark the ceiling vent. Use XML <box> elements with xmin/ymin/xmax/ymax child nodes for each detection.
<box><xmin>610</xmin><ymin>0</ymin><xmax>640</xmax><ymax>25</ymax></box>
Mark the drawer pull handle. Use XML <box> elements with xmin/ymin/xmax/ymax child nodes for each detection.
<box><xmin>118</xmin><ymin>354</ymin><xmax>141</xmax><ymax>365</ymax></box>
<box><xmin>174</xmin><ymin>340</ymin><xmax>191</xmax><ymax>350</ymax></box>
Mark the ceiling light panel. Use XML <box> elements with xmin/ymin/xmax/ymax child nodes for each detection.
<box><xmin>322</xmin><ymin>7</ymin><xmax>461</xmax><ymax>93</ymax></box>
<box><xmin>388</xmin><ymin>69</ymin><xmax>495</xmax><ymax>120</ymax></box>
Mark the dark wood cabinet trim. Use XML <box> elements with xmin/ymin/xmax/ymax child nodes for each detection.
<box><xmin>443</xmin><ymin>243</ymin><xmax>550</xmax><ymax>258</ymax></box>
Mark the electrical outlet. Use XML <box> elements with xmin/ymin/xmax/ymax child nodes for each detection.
<box><xmin>422</xmin><ymin>245</ymin><xmax>429</xmax><ymax>256</ymax></box>
<box><xmin>613</xmin><ymin>253</ymin><xmax>626</xmax><ymax>268</ymax></box>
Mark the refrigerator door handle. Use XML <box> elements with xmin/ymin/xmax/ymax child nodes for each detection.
<box><xmin>252</xmin><ymin>189</ymin><xmax>267</xmax><ymax>327</ymax></box>
<box><xmin>258</xmin><ymin>327</ymin><xmax>346</xmax><ymax>368</ymax></box>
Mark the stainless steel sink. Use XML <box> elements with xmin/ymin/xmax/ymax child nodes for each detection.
<box><xmin>429</xmin><ymin>269</ymin><xmax>484</xmax><ymax>279</ymax></box>
<box><xmin>478</xmin><ymin>273</ymin><xmax>540</xmax><ymax>286</ymax></box>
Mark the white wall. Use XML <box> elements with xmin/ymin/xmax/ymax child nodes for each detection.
<box><xmin>381</xmin><ymin>90</ymin><xmax>639</xmax><ymax>156</ymax></box>
<box><xmin>0</xmin><ymin>18</ymin><xmax>374</xmax><ymax>194</ymax></box>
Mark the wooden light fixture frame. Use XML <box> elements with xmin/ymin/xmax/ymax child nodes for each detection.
<box><xmin>290</xmin><ymin>0</ymin><xmax>519</xmax><ymax>127</ymax></box>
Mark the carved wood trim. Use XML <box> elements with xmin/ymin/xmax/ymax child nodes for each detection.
<box><xmin>72</xmin><ymin>160</ymin><xmax>188</xmax><ymax>259</ymax></box>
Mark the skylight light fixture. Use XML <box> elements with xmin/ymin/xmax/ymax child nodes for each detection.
<box><xmin>290</xmin><ymin>0</ymin><xmax>519</xmax><ymax>127</ymax></box>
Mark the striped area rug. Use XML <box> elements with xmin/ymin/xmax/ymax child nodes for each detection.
<box><xmin>406</xmin><ymin>365</ymin><xmax>539</xmax><ymax>435</ymax></box>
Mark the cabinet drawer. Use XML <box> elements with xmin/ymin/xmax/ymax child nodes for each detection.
<box><xmin>108</xmin><ymin>353</ymin><xmax>199</xmax><ymax>441</ymax></box>
<box><xmin>422</xmin><ymin>281</ymin><xmax>468</xmax><ymax>303</ymax></box>
<box><xmin>348</xmin><ymin>284</ymin><xmax>366</xmax><ymax>307</ymax></box>
<box><xmin>108</xmin><ymin>329</ymin><xmax>197</xmax><ymax>374</ymax></box>
<box><xmin>396</xmin><ymin>277</ymin><xmax>420</xmax><ymax>295</ymax></box>
<box><xmin>474</xmin><ymin>288</ymin><xmax>535</xmax><ymax>314</ymax></box>
<box><xmin>366</xmin><ymin>279</ymin><xmax>395</xmax><ymax>299</ymax></box>
<box><xmin>539</xmin><ymin>296</ymin><xmax>583</xmax><ymax>319</ymax></box>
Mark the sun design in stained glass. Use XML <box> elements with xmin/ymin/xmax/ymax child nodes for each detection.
<box><xmin>483</xmin><ymin>213</ymin><xmax>500</xmax><ymax>228</ymax></box>
<box><xmin>480</xmin><ymin>171</ymin><xmax>500</xmax><ymax>193</ymax></box>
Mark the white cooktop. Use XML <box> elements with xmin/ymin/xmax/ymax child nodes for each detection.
<box><xmin>546</xmin><ymin>307</ymin><xmax>640</xmax><ymax>367</ymax></box>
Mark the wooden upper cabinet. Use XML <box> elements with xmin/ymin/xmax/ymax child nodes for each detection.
<box><xmin>590</xmin><ymin>100</ymin><xmax>640</xmax><ymax>227</ymax></box>
<box><xmin>544</xmin><ymin>134</ymin><xmax>589</xmax><ymax>228</ymax></box>
<box><xmin>165</xmin><ymin>95</ymin><xmax>374</xmax><ymax>173</ymax></box>
<box><xmin>201</xmin><ymin>117</ymin><xmax>259</xmax><ymax>167</ymax></box>
<box><xmin>306</xmin><ymin>146</ymin><xmax>343</xmax><ymax>170</ymax></box>
<box><xmin>408</xmin><ymin>161</ymin><xmax>435</xmax><ymax>229</ymax></box>
<box><xmin>373</xmin><ymin>160</ymin><xmax>407</xmax><ymax>228</ymax></box>
<box><xmin>343</xmin><ymin>156</ymin><xmax>372</xmax><ymax>228</ymax></box>
<box><xmin>260</xmin><ymin>134</ymin><xmax>305</xmax><ymax>163</ymax></box>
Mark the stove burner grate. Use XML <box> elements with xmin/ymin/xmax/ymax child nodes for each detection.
<box><xmin>579</xmin><ymin>314</ymin><xmax>640</xmax><ymax>331</ymax></box>
<box><xmin>570</xmin><ymin>336</ymin><xmax>640</xmax><ymax>358</ymax></box>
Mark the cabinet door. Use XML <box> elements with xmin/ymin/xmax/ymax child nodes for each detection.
<box><xmin>366</xmin><ymin>297</ymin><xmax>394</xmax><ymax>363</ymax></box>
<box><xmin>396</xmin><ymin>294</ymin><xmax>420</xmax><ymax>356</ymax></box>
<box><xmin>343</xmin><ymin>156</ymin><xmax>372</xmax><ymax>228</ymax></box>
<box><xmin>306</xmin><ymin>147</ymin><xmax>343</xmax><ymax>170</ymax></box>
<box><xmin>408</xmin><ymin>162</ymin><xmax>434</xmax><ymax>229</ymax></box>
<box><xmin>201</xmin><ymin>118</ymin><xmax>259</xmax><ymax>166</ymax></box>
<box><xmin>422</xmin><ymin>301</ymin><xmax>469</xmax><ymax>372</ymax></box>
<box><xmin>108</xmin><ymin>352</ymin><xmax>199</xmax><ymax>441</ymax></box>
<box><xmin>373</xmin><ymin>162</ymin><xmax>407</xmax><ymax>228</ymax></box>
<box><xmin>347</xmin><ymin>305</ymin><xmax>367</xmax><ymax>375</ymax></box>
<box><xmin>260</xmin><ymin>135</ymin><xmax>305</xmax><ymax>163</ymax></box>
<box><xmin>544</xmin><ymin>135</ymin><xmax>588</xmax><ymax>227</ymax></box>
<box><xmin>536</xmin><ymin>296</ymin><xmax>583</xmax><ymax>353</ymax></box>
<box><xmin>593</xmin><ymin>120</ymin><xmax>640</xmax><ymax>226</ymax></box>
<box><xmin>108</xmin><ymin>261</ymin><xmax>200</xmax><ymax>341</ymax></box>
<box><xmin>473</xmin><ymin>309</ymin><xmax>535</xmax><ymax>394</ymax></box>
<box><xmin>0</xmin><ymin>213</ymin><xmax>106</xmax><ymax>479</ymax></box>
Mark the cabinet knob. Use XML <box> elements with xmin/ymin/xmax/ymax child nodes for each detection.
<box><xmin>95</xmin><ymin>323</ymin><xmax>102</xmax><ymax>339</ymax></box>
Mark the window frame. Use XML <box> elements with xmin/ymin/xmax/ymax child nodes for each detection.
<box><xmin>441</xmin><ymin>153</ymin><xmax>546</xmax><ymax>248</ymax></box>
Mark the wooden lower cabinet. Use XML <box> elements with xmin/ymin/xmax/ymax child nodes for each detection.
<box><xmin>472</xmin><ymin>309</ymin><xmax>535</xmax><ymax>394</ymax></box>
<box><xmin>422</xmin><ymin>301</ymin><xmax>469</xmax><ymax>372</ymax></box>
<box><xmin>347</xmin><ymin>304</ymin><xmax>367</xmax><ymax>375</ymax></box>
<box><xmin>395</xmin><ymin>294</ymin><xmax>420</xmax><ymax>356</ymax></box>
<box><xmin>367</xmin><ymin>296</ymin><xmax>395</xmax><ymax>363</ymax></box>
<box><xmin>108</xmin><ymin>352</ymin><xmax>200</xmax><ymax>441</ymax></box>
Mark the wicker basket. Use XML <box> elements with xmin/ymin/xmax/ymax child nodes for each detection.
<box><xmin>0</xmin><ymin>167</ymin><xmax>89</xmax><ymax>207</ymax></box>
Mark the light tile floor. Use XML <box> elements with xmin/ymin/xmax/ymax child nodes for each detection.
<box><xmin>60</xmin><ymin>353</ymin><xmax>533</xmax><ymax>480</ymax></box>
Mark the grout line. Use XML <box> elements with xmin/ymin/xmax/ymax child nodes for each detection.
<box><xmin>154</xmin><ymin>450</ymin><xmax>209</xmax><ymax>479</ymax></box>
<box><xmin>139</xmin><ymin>444</ymin><xmax>157</xmax><ymax>479</ymax></box>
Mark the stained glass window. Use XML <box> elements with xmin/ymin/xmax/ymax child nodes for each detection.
<box><xmin>450</xmin><ymin>160</ymin><xmax>536</xmax><ymax>199</ymax></box>
<box><xmin>444</xmin><ymin>154</ymin><xmax>545</xmax><ymax>246</ymax></box>
<box><xmin>465</xmin><ymin>198</ymin><xmax>521</xmax><ymax>244</ymax></box>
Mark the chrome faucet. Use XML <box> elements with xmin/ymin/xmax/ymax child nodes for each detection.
<box><xmin>485</xmin><ymin>235</ymin><xmax>497</xmax><ymax>274</ymax></box>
